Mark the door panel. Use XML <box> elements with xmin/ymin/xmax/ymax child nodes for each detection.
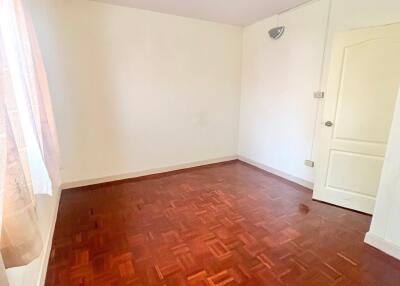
<box><xmin>326</xmin><ymin>151</ymin><xmax>384</xmax><ymax>197</ymax></box>
<box><xmin>334</xmin><ymin>40</ymin><xmax>400</xmax><ymax>143</ymax></box>
<box><xmin>313</xmin><ymin>23</ymin><xmax>400</xmax><ymax>214</ymax></box>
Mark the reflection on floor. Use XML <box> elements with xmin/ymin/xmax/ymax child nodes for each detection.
<box><xmin>45</xmin><ymin>161</ymin><xmax>400</xmax><ymax>285</ymax></box>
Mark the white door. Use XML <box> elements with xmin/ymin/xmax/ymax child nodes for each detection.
<box><xmin>313</xmin><ymin>23</ymin><xmax>400</xmax><ymax>214</ymax></box>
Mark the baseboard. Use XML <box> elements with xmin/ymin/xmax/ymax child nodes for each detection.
<box><xmin>61</xmin><ymin>154</ymin><xmax>314</xmax><ymax>191</ymax></box>
<box><xmin>238</xmin><ymin>155</ymin><xmax>314</xmax><ymax>189</ymax></box>
<box><xmin>364</xmin><ymin>232</ymin><xmax>400</xmax><ymax>261</ymax></box>
<box><xmin>61</xmin><ymin>155</ymin><xmax>238</xmax><ymax>189</ymax></box>
<box><xmin>38</xmin><ymin>190</ymin><xmax>62</xmax><ymax>286</ymax></box>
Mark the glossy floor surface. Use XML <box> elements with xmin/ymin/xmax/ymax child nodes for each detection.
<box><xmin>46</xmin><ymin>161</ymin><xmax>400</xmax><ymax>285</ymax></box>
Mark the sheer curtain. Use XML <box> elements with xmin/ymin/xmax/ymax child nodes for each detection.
<box><xmin>0</xmin><ymin>0</ymin><xmax>60</xmax><ymax>282</ymax></box>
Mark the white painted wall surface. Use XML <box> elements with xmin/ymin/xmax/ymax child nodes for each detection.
<box><xmin>239</xmin><ymin>0</ymin><xmax>400</xmax><ymax>185</ymax></box>
<box><xmin>38</xmin><ymin>0</ymin><xmax>243</xmax><ymax>185</ymax></box>
<box><xmin>238</xmin><ymin>0</ymin><xmax>330</xmax><ymax>184</ymax></box>
<box><xmin>6</xmin><ymin>0</ymin><xmax>241</xmax><ymax>285</ymax></box>
<box><xmin>365</xmin><ymin>90</ymin><xmax>400</xmax><ymax>260</ymax></box>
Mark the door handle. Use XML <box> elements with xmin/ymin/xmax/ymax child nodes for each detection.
<box><xmin>325</xmin><ymin>121</ymin><xmax>333</xmax><ymax>127</ymax></box>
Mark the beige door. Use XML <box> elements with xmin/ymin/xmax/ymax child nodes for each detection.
<box><xmin>313</xmin><ymin>23</ymin><xmax>400</xmax><ymax>214</ymax></box>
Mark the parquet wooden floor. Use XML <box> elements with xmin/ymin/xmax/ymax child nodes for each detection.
<box><xmin>45</xmin><ymin>161</ymin><xmax>400</xmax><ymax>286</ymax></box>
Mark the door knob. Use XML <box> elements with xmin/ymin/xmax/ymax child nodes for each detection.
<box><xmin>325</xmin><ymin>121</ymin><xmax>333</xmax><ymax>127</ymax></box>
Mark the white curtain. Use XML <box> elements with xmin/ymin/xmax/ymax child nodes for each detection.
<box><xmin>0</xmin><ymin>0</ymin><xmax>60</xmax><ymax>283</ymax></box>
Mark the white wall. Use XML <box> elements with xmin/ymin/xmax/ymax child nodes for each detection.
<box><xmin>239</xmin><ymin>0</ymin><xmax>400</xmax><ymax>186</ymax></box>
<box><xmin>239</xmin><ymin>0</ymin><xmax>330</xmax><ymax>185</ymax></box>
<box><xmin>6</xmin><ymin>0</ymin><xmax>241</xmax><ymax>285</ymax></box>
<box><xmin>365</xmin><ymin>90</ymin><xmax>400</xmax><ymax>260</ymax></box>
<box><xmin>41</xmin><ymin>0</ymin><xmax>243</xmax><ymax>185</ymax></box>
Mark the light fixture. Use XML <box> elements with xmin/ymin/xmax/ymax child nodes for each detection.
<box><xmin>268</xmin><ymin>26</ymin><xmax>285</xmax><ymax>40</ymax></box>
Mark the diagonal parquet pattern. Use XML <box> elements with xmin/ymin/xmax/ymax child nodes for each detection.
<box><xmin>45</xmin><ymin>161</ymin><xmax>400</xmax><ymax>286</ymax></box>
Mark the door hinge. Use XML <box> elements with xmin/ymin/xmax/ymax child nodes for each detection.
<box><xmin>313</xmin><ymin>91</ymin><xmax>325</xmax><ymax>99</ymax></box>
<box><xmin>304</xmin><ymin>160</ymin><xmax>315</xmax><ymax>167</ymax></box>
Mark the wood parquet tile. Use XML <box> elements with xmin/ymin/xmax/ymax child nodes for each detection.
<box><xmin>45</xmin><ymin>161</ymin><xmax>400</xmax><ymax>286</ymax></box>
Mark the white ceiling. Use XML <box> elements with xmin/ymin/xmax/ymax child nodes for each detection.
<box><xmin>93</xmin><ymin>0</ymin><xmax>312</xmax><ymax>26</ymax></box>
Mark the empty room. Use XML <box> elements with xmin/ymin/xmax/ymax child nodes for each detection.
<box><xmin>1</xmin><ymin>0</ymin><xmax>400</xmax><ymax>285</ymax></box>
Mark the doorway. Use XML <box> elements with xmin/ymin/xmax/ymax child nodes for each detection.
<box><xmin>313</xmin><ymin>23</ymin><xmax>400</xmax><ymax>214</ymax></box>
